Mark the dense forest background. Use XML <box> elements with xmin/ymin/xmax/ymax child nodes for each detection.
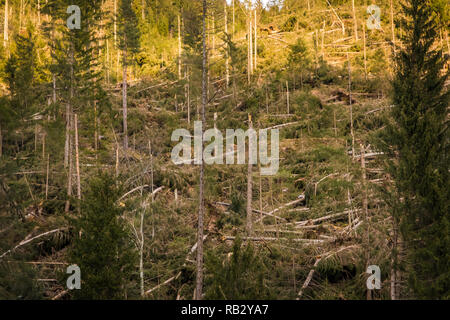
<box><xmin>0</xmin><ymin>0</ymin><xmax>448</xmax><ymax>300</ymax></box>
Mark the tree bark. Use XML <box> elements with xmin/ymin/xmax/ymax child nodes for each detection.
<box><xmin>178</xmin><ymin>14</ymin><xmax>182</xmax><ymax>80</ymax></box>
<box><xmin>347</xmin><ymin>53</ymin><xmax>355</xmax><ymax>159</ymax></box>
<box><xmin>286</xmin><ymin>80</ymin><xmax>290</xmax><ymax>114</ymax></box>
<box><xmin>232</xmin><ymin>0</ymin><xmax>235</xmax><ymax>35</ymax></box>
<box><xmin>249</xmin><ymin>13</ymin><xmax>253</xmax><ymax>74</ymax></box>
<box><xmin>65</xmin><ymin>114</ymin><xmax>72</xmax><ymax>213</ymax></box>
<box><xmin>196</xmin><ymin>0</ymin><xmax>207</xmax><ymax>301</ymax></box>
<box><xmin>352</xmin><ymin>0</ymin><xmax>358</xmax><ymax>41</ymax></box>
<box><xmin>361</xmin><ymin>144</ymin><xmax>371</xmax><ymax>300</ymax></box>
<box><xmin>254</xmin><ymin>9</ymin><xmax>257</xmax><ymax>70</ymax></box>
<box><xmin>45</xmin><ymin>154</ymin><xmax>49</xmax><ymax>200</ymax></box>
<box><xmin>390</xmin><ymin>0</ymin><xmax>395</xmax><ymax>52</ymax></box>
<box><xmin>74</xmin><ymin>114</ymin><xmax>81</xmax><ymax>202</ymax></box>
<box><xmin>224</xmin><ymin>0</ymin><xmax>229</xmax><ymax>88</ymax></box>
<box><xmin>3</xmin><ymin>0</ymin><xmax>8</xmax><ymax>49</ymax></box>
<box><xmin>363</xmin><ymin>23</ymin><xmax>367</xmax><ymax>81</ymax></box>
<box><xmin>246</xmin><ymin>115</ymin><xmax>253</xmax><ymax>235</ymax></box>
<box><xmin>123</xmin><ymin>48</ymin><xmax>128</xmax><ymax>150</ymax></box>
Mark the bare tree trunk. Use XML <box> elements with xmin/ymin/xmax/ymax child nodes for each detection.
<box><xmin>352</xmin><ymin>0</ymin><xmax>358</xmax><ymax>41</ymax></box>
<box><xmin>64</xmin><ymin>104</ymin><xmax>70</xmax><ymax>168</ymax></box>
<box><xmin>224</xmin><ymin>0</ymin><xmax>229</xmax><ymax>88</ymax></box>
<box><xmin>361</xmin><ymin>145</ymin><xmax>368</xmax><ymax>221</ymax></box>
<box><xmin>65</xmin><ymin>114</ymin><xmax>73</xmax><ymax>213</ymax></box>
<box><xmin>212</xmin><ymin>14</ymin><xmax>215</xmax><ymax>54</ymax></box>
<box><xmin>3</xmin><ymin>0</ymin><xmax>7</xmax><ymax>49</ymax></box>
<box><xmin>178</xmin><ymin>14</ymin><xmax>182</xmax><ymax>80</ymax></box>
<box><xmin>123</xmin><ymin>48</ymin><xmax>128</xmax><ymax>150</ymax></box>
<box><xmin>74</xmin><ymin>114</ymin><xmax>81</xmax><ymax>202</ymax></box>
<box><xmin>65</xmin><ymin>47</ymin><xmax>74</xmax><ymax>167</ymax></box>
<box><xmin>247</xmin><ymin>14</ymin><xmax>251</xmax><ymax>84</ymax></box>
<box><xmin>139</xmin><ymin>197</ymin><xmax>146</xmax><ymax>297</ymax></box>
<box><xmin>249</xmin><ymin>13</ymin><xmax>253</xmax><ymax>75</ymax></box>
<box><xmin>139</xmin><ymin>206</ymin><xmax>144</xmax><ymax>296</ymax></box>
<box><xmin>361</xmin><ymin>144</ymin><xmax>371</xmax><ymax>300</ymax></box>
<box><xmin>363</xmin><ymin>23</ymin><xmax>367</xmax><ymax>81</ymax></box>
<box><xmin>232</xmin><ymin>0</ymin><xmax>235</xmax><ymax>35</ymax></box>
<box><xmin>196</xmin><ymin>0</ymin><xmax>208</xmax><ymax>301</ymax></box>
<box><xmin>347</xmin><ymin>53</ymin><xmax>355</xmax><ymax>159</ymax></box>
<box><xmin>149</xmin><ymin>141</ymin><xmax>154</xmax><ymax>201</ymax></box>
<box><xmin>246</xmin><ymin>115</ymin><xmax>253</xmax><ymax>236</ymax></box>
<box><xmin>286</xmin><ymin>80</ymin><xmax>290</xmax><ymax>114</ymax></box>
<box><xmin>390</xmin><ymin>0</ymin><xmax>396</xmax><ymax>54</ymax></box>
<box><xmin>114</xmin><ymin>0</ymin><xmax>117</xmax><ymax>46</ymax></box>
<box><xmin>114</xmin><ymin>0</ymin><xmax>119</xmax><ymax>80</ymax></box>
<box><xmin>45</xmin><ymin>154</ymin><xmax>49</xmax><ymax>200</ymax></box>
<box><xmin>254</xmin><ymin>9</ymin><xmax>257</xmax><ymax>70</ymax></box>
<box><xmin>187</xmin><ymin>71</ymin><xmax>191</xmax><ymax>124</ymax></box>
<box><xmin>115</xmin><ymin>144</ymin><xmax>119</xmax><ymax>177</ymax></box>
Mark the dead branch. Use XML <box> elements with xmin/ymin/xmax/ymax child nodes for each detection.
<box><xmin>119</xmin><ymin>186</ymin><xmax>164</xmax><ymax>202</ymax></box>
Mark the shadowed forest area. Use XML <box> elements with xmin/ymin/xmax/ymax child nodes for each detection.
<box><xmin>0</xmin><ymin>0</ymin><xmax>448</xmax><ymax>300</ymax></box>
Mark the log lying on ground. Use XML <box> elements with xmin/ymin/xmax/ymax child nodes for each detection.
<box><xmin>295</xmin><ymin>209</ymin><xmax>361</xmax><ymax>228</ymax></box>
<box><xmin>296</xmin><ymin>245</ymin><xmax>360</xmax><ymax>299</ymax></box>
<box><xmin>254</xmin><ymin>195</ymin><xmax>305</xmax><ymax>224</ymax></box>
<box><xmin>264</xmin><ymin>121</ymin><xmax>300</xmax><ymax>131</ymax></box>
<box><xmin>215</xmin><ymin>202</ymin><xmax>286</xmax><ymax>221</ymax></box>
<box><xmin>349</xmin><ymin>152</ymin><xmax>385</xmax><ymax>160</ymax></box>
<box><xmin>224</xmin><ymin>236</ymin><xmax>328</xmax><ymax>244</ymax></box>
<box><xmin>0</xmin><ymin>228</ymin><xmax>64</xmax><ymax>260</ymax></box>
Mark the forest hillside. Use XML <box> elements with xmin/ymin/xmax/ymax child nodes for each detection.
<box><xmin>0</xmin><ymin>0</ymin><xmax>448</xmax><ymax>300</ymax></box>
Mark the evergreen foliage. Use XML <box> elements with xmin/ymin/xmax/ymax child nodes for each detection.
<box><xmin>68</xmin><ymin>172</ymin><xmax>137</xmax><ymax>299</ymax></box>
<box><xmin>378</xmin><ymin>0</ymin><xmax>449</xmax><ymax>299</ymax></box>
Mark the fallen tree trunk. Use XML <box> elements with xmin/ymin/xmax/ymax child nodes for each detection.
<box><xmin>0</xmin><ymin>229</ymin><xmax>64</xmax><ymax>260</ymax></box>
<box><xmin>214</xmin><ymin>202</ymin><xmax>286</xmax><ymax>221</ymax></box>
<box><xmin>295</xmin><ymin>209</ymin><xmax>361</xmax><ymax>228</ymax></box>
<box><xmin>255</xmin><ymin>195</ymin><xmax>305</xmax><ymax>224</ymax></box>
<box><xmin>297</xmin><ymin>245</ymin><xmax>359</xmax><ymax>299</ymax></box>
<box><xmin>224</xmin><ymin>236</ymin><xmax>327</xmax><ymax>244</ymax></box>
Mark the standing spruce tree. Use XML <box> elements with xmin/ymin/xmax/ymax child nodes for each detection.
<box><xmin>42</xmin><ymin>0</ymin><xmax>109</xmax><ymax>212</ymax></box>
<box><xmin>117</xmin><ymin>0</ymin><xmax>140</xmax><ymax>150</ymax></box>
<box><xmin>379</xmin><ymin>0</ymin><xmax>449</xmax><ymax>299</ymax></box>
<box><xmin>69</xmin><ymin>172</ymin><xmax>136</xmax><ymax>299</ymax></box>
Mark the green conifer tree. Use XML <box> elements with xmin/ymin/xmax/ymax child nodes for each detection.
<box><xmin>378</xmin><ymin>0</ymin><xmax>449</xmax><ymax>299</ymax></box>
<box><xmin>69</xmin><ymin>172</ymin><xmax>137</xmax><ymax>299</ymax></box>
